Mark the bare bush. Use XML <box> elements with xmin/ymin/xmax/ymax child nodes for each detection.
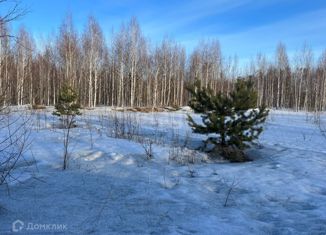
<box><xmin>105</xmin><ymin>112</ymin><xmax>141</xmax><ymax>140</ymax></box>
<box><xmin>0</xmin><ymin>107</ymin><xmax>31</xmax><ymax>186</ymax></box>
<box><xmin>125</xmin><ymin>112</ymin><xmax>141</xmax><ymax>141</ymax></box>
<box><xmin>223</xmin><ymin>177</ymin><xmax>240</xmax><ymax>207</ymax></box>
<box><xmin>112</xmin><ymin>112</ymin><xmax>125</xmax><ymax>138</ymax></box>
<box><xmin>141</xmin><ymin>139</ymin><xmax>154</xmax><ymax>160</ymax></box>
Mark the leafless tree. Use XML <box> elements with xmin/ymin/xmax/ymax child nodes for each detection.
<box><xmin>0</xmin><ymin>12</ymin><xmax>325</xmax><ymax>112</ymax></box>
<box><xmin>82</xmin><ymin>16</ymin><xmax>105</xmax><ymax>107</ymax></box>
<box><xmin>0</xmin><ymin>105</ymin><xmax>31</xmax><ymax>186</ymax></box>
<box><xmin>0</xmin><ymin>0</ymin><xmax>27</xmax><ymax>38</ymax></box>
<box><xmin>0</xmin><ymin>0</ymin><xmax>30</xmax><ymax>187</ymax></box>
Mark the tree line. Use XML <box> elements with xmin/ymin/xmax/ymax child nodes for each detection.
<box><xmin>0</xmin><ymin>15</ymin><xmax>326</xmax><ymax>111</ymax></box>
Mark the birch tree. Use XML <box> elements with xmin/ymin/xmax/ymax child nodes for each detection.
<box><xmin>82</xmin><ymin>16</ymin><xmax>105</xmax><ymax>107</ymax></box>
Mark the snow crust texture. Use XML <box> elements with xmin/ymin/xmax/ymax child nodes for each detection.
<box><xmin>0</xmin><ymin>107</ymin><xmax>325</xmax><ymax>234</ymax></box>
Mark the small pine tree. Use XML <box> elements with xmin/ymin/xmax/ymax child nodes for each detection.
<box><xmin>53</xmin><ymin>84</ymin><xmax>81</xmax><ymax>170</ymax></box>
<box><xmin>53</xmin><ymin>84</ymin><xmax>81</xmax><ymax>128</ymax></box>
<box><xmin>187</xmin><ymin>79</ymin><xmax>269</xmax><ymax>162</ymax></box>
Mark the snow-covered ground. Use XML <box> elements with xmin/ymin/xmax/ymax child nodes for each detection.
<box><xmin>0</xmin><ymin>107</ymin><xmax>326</xmax><ymax>234</ymax></box>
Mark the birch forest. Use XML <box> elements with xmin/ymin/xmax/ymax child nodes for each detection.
<box><xmin>1</xmin><ymin>15</ymin><xmax>326</xmax><ymax>111</ymax></box>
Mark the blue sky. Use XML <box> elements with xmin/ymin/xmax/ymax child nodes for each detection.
<box><xmin>7</xmin><ymin>0</ymin><xmax>326</xmax><ymax>64</ymax></box>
